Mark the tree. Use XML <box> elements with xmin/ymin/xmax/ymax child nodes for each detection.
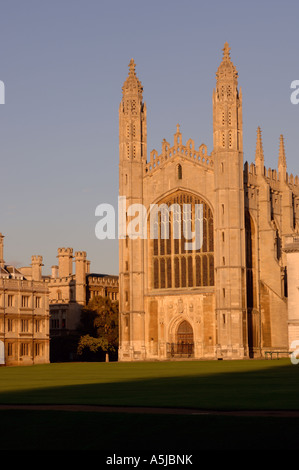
<box><xmin>77</xmin><ymin>296</ymin><xmax>119</xmax><ymax>361</ymax></box>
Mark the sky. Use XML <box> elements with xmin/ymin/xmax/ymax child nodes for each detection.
<box><xmin>0</xmin><ymin>0</ymin><xmax>298</xmax><ymax>276</ymax></box>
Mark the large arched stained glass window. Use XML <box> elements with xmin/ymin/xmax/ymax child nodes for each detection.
<box><xmin>150</xmin><ymin>190</ymin><xmax>214</xmax><ymax>289</ymax></box>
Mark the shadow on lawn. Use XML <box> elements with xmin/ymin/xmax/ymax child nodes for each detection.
<box><xmin>1</xmin><ymin>361</ymin><xmax>299</xmax><ymax>451</ymax></box>
<box><xmin>0</xmin><ymin>361</ymin><xmax>298</xmax><ymax>411</ymax></box>
<box><xmin>1</xmin><ymin>407</ymin><xmax>299</xmax><ymax>451</ymax></box>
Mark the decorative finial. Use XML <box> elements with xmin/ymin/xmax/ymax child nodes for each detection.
<box><xmin>222</xmin><ymin>42</ymin><xmax>231</xmax><ymax>59</ymax></box>
<box><xmin>128</xmin><ymin>58</ymin><xmax>136</xmax><ymax>75</ymax></box>
<box><xmin>176</xmin><ymin>123</ymin><xmax>180</xmax><ymax>133</ymax></box>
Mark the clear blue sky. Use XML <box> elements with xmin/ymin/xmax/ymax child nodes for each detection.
<box><xmin>0</xmin><ymin>0</ymin><xmax>298</xmax><ymax>275</ymax></box>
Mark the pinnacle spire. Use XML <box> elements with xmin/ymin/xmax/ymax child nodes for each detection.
<box><xmin>122</xmin><ymin>58</ymin><xmax>143</xmax><ymax>97</ymax></box>
<box><xmin>255</xmin><ymin>126</ymin><xmax>264</xmax><ymax>162</ymax></box>
<box><xmin>216</xmin><ymin>42</ymin><xmax>238</xmax><ymax>82</ymax></box>
<box><xmin>278</xmin><ymin>134</ymin><xmax>286</xmax><ymax>168</ymax></box>
<box><xmin>255</xmin><ymin>127</ymin><xmax>264</xmax><ymax>175</ymax></box>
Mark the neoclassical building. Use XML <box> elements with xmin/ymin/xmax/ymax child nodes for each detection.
<box><xmin>0</xmin><ymin>237</ymin><xmax>119</xmax><ymax>365</ymax></box>
<box><xmin>0</xmin><ymin>234</ymin><xmax>50</xmax><ymax>366</ymax></box>
<box><xmin>118</xmin><ymin>43</ymin><xmax>299</xmax><ymax>361</ymax></box>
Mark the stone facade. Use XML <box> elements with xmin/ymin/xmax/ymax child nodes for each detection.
<box><xmin>284</xmin><ymin>236</ymin><xmax>299</xmax><ymax>348</ymax></box>
<box><xmin>0</xmin><ymin>239</ymin><xmax>119</xmax><ymax>365</ymax></box>
<box><xmin>118</xmin><ymin>44</ymin><xmax>299</xmax><ymax>361</ymax></box>
<box><xmin>0</xmin><ymin>234</ymin><xmax>50</xmax><ymax>366</ymax></box>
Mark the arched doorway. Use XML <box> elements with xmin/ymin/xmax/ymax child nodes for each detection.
<box><xmin>176</xmin><ymin>320</ymin><xmax>194</xmax><ymax>356</ymax></box>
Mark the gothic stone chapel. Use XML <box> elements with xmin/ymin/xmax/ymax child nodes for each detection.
<box><xmin>118</xmin><ymin>43</ymin><xmax>299</xmax><ymax>361</ymax></box>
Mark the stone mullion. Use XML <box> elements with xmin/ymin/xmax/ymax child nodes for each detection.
<box><xmin>167</xmin><ymin>216</ymin><xmax>172</xmax><ymax>289</ymax></box>
<box><xmin>158</xmin><ymin>214</ymin><xmax>161</xmax><ymax>289</ymax></box>
<box><xmin>171</xmin><ymin>209</ymin><xmax>175</xmax><ymax>289</ymax></box>
<box><xmin>191</xmin><ymin>202</ymin><xmax>196</xmax><ymax>288</ymax></box>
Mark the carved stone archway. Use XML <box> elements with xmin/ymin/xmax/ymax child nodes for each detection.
<box><xmin>168</xmin><ymin>319</ymin><xmax>194</xmax><ymax>357</ymax></box>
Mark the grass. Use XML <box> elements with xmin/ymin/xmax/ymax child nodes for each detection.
<box><xmin>0</xmin><ymin>359</ymin><xmax>299</xmax><ymax>451</ymax></box>
<box><xmin>0</xmin><ymin>359</ymin><xmax>298</xmax><ymax>410</ymax></box>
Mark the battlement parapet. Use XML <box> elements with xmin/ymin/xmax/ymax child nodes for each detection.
<box><xmin>74</xmin><ymin>251</ymin><xmax>87</xmax><ymax>259</ymax></box>
<box><xmin>31</xmin><ymin>255</ymin><xmax>43</xmax><ymax>264</ymax></box>
<box><xmin>57</xmin><ymin>247</ymin><xmax>73</xmax><ymax>256</ymax></box>
<box><xmin>145</xmin><ymin>127</ymin><xmax>213</xmax><ymax>175</ymax></box>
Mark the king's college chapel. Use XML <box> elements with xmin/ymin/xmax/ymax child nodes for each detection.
<box><xmin>118</xmin><ymin>43</ymin><xmax>299</xmax><ymax>361</ymax></box>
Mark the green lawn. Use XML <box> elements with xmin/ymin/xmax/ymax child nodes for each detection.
<box><xmin>1</xmin><ymin>359</ymin><xmax>299</xmax><ymax>451</ymax></box>
<box><xmin>0</xmin><ymin>359</ymin><xmax>298</xmax><ymax>410</ymax></box>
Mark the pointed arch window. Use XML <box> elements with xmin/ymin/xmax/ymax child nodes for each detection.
<box><xmin>177</xmin><ymin>164</ymin><xmax>182</xmax><ymax>180</ymax></box>
<box><xmin>150</xmin><ymin>190</ymin><xmax>214</xmax><ymax>290</ymax></box>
